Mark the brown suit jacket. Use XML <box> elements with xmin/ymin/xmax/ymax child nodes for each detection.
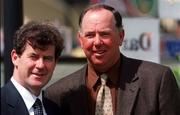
<box><xmin>45</xmin><ymin>54</ymin><xmax>180</xmax><ymax>115</ymax></box>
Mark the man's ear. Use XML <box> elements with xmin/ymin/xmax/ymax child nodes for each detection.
<box><xmin>11</xmin><ymin>49</ymin><xmax>19</xmax><ymax>66</ymax></box>
<box><xmin>119</xmin><ymin>29</ymin><xmax>125</xmax><ymax>46</ymax></box>
<box><xmin>77</xmin><ymin>31</ymin><xmax>83</xmax><ymax>48</ymax></box>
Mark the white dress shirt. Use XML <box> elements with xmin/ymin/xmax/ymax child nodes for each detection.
<box><xmin>11</xmin><ymin>77</ymin><xmax>47</xmax><ymax>115</ymax></box>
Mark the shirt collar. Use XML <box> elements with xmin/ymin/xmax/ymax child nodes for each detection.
<box><xmin>87</xmin><ymin>57</ymin><xmax>121</xmax><ymax>89</ymax></box>
<box><xmin>105</xmin><ymin>58</ymin><xmax>121</xmax><ymax>85</ymax></box>
<box><xmin>11</xmin><ymin>77</ymin><xmax>43</xmax><ymax>111</ymax></box>
<box><xmin>87</xmin><ymin>64</ymin><xmax>99</xmax><ymax>90</ymax></box>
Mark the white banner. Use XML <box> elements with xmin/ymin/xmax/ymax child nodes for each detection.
<box><xmin>121</xmin><ymin>18</ymin><xmax>160</xmax><ymax>63</ymax></box>
<box><xmin>159</xmin><ymin>0</ymin><xmax>180</xmax><ymax>19</ymax></box>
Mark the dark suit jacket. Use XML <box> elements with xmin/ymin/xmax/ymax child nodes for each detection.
<box><xmin>1</xmin><ymin>81</ymin><xmax>61</xmax><ymax>115</ymax></box>
<box><xmin>45</xmin><ymin>55</ymin><xmax>180</xmax><ymax>115</ymax></box>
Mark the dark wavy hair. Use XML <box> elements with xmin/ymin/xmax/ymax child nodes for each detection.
<box><xmin>13</xmin><ymin>21</ymin><xmax>64</xmax><ymax>60</ymax></box>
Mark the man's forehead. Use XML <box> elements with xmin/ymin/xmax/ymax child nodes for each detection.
<box><xmin>82</xmin><ymin>10</ymin><xmax>115</xmax><ymax>25</ymax></box>
<box><xmin>83</xmin><ymin>28</ymin><xmax>112</xmax><ymax>32</ymax></box>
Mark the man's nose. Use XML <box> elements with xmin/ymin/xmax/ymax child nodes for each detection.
<box><xmin>93</xmin><ymin>34</ymin><xmax>102</xmax><ymax>46</ymax></box>
<box><xmin>36</xmin><ymin>58</ymin><xmax>45</xmax><ymax>69</ymax></box>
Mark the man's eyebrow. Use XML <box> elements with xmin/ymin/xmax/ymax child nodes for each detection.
<box><xmin>99</xmin><ymin>29</ymin><xmax>112</xmax><ymax>32</ymax></box>
<box><xmin>28</xmin><ymin>52</ymin><xmax>37</xmax><ymax>56</ymax></box>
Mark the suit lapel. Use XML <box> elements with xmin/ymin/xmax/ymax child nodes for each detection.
<box><xmin>69</xmin><ymin>65</ymin><xmax>89</xmax><ymax>115</ymax></box>
<box><xmin>117</xmin><ymin>74</ymin><xmax>139</xmax><ymax>115</ymax></box>
<box><xmin>43</xmin><ymin>91</ymin><xmax>61</xmax><ymax>115</ymax></box>
<box><xmin>116</xmin><ymin>55</ymin><xmax>141</xmax><ymax>115</ymax></box>
<box><xmin>5</xmin><ymin>81</ymin><xmax>29</xmax><ymax>115</ymax></box>
<box><xmin>70</xmin><ymin>84</ymin><xmax>89</xmax><ymax>115</ymax></box>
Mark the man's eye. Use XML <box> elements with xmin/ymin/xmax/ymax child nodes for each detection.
<box><xmin>29</xmin><ymin>55</ymin><xmax>38</xmax><ymax>60</ymax></box>
<box><xmin>86</xmin><ymin>35</ymin><xmax>94</xmax><ymax>38</ymax></box>
<box><xmin>100</xmin><ymin>32</ymin><xmax>110</xmax><ymax>37</ymax></box>
<box><xmin>84</xmin><ymin>33</ymin><xmax>95</xmax><ymax>38</ymax></box>
<box><xmin>44</xmin><ymin>56</ymin><xmax>54</xmax><ymax>61</ymax></box>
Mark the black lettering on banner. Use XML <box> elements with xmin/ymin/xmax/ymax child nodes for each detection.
<box><xmin>122</xmin><ymin>32</ymin><xmax>152</xmax><ymax>51</ymax></box>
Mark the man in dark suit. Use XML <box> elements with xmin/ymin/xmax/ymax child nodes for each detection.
<box><xmin>45</xmin><ymin>4</ymin><xmax>180</xmax><ymax>115</ymax></box>
<box><xmin>1</xmin><ymin>21</ymin><xmax>64</xmax><ymax>115</ymax></box>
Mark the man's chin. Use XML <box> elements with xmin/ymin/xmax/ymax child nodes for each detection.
<box><xmin>92</xmin><ymin>61</ymin><xmax>104</xmax><ymax>66</ymax></box>
<box><xmin>93</xmin><ymin>63</ymin><xmax>108</xmax><ymax>72</ymax></box>
<box><xmin>31</xmin><ymin>80</ymin><xmax>45</xmax><ymax>87</ymax></box>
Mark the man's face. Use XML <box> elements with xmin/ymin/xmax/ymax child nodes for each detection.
<box><xmin>78</xmin><ymin>9</ymin><xmax>124</xmax><ymax>72</ymax></box>
<box><xmin>11</xmin><ymin>43</ymin><xmax>56</xmax><ymax>94</ymax></box>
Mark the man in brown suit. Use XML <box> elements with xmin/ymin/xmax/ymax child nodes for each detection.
<box><xmin>45</xmin><ymin>4</ymin><xmax>180</xmax><ymax>115</ymax></box>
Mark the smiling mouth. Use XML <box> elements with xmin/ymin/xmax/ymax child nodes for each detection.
<box><xmin>93</xmin><ymin>50</ymin><xmax>106</xmax><ymax>56</ymax></box>
<box><xmin>33</xmin><ymin>73</ymin><xmax>46</xmax><ymax>77</ymax></box>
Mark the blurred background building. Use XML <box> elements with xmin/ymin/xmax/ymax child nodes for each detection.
<box><xmin>1</xmin><ymin>0</ymin><xmax>180</xmax><ymax>88</ymax></box>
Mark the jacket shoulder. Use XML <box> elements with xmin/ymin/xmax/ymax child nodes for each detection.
<box><xmin>45</xmin><ymin>65</ymin><xmax>87</xmax><ymax>100</ymax></box>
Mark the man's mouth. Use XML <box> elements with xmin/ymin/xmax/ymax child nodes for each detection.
<box><xmin>32</xmin><ymin>73</ymin><xmax>46</xmax><ymax>77</ymax></box>
<box><xmin>93</xmin><ymin>50</ymin><xmax>106</xmax><ymax>56</ymax></box>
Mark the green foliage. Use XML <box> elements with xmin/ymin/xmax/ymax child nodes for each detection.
<box><xmin>172</xmin><ymin>66</ymin><xmax>180</xmax><ymax>88</ymax></box>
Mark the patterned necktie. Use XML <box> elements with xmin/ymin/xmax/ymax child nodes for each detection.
<box><xmin>95</xmin><ymin>74</ymin><xmax>113</xmax><ymax>115</ymax></box>
<box><xmin>33</xmin><ymin>98</ymin><xmax>44</xmax><ymax>115</ymax></box>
